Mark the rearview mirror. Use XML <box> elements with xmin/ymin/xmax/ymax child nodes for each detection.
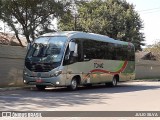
<box><xmin>69</xmin><ymin>42</ymin><xmax>78</xmax><ymax>57</ymax></box>
<box><xmin>69</xmin><ymin>42</ymin><xmax>76</xmax><ymax>51</ymax></box>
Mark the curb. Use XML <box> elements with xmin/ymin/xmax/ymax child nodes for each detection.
<box><xmin>0</xmin><ymin>87</ymin><xmax>23</xmax><ymax>91</ymax></box>
<box><xmin>0</xmin><ymin>86</ymin><xmax>34</xmax><ymax>92</ymax></box>
<box><xmin>133</xmin><ymin>79</ymin><xmax>160</xmax><ymax>82</ymax></box>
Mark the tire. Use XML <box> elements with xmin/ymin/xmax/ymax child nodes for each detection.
<box><xmin>105</xmin><ymin>77</ymin><xmax>117</xmax><ymax>87</ymax></box>
<box><xmin>68</xmin><ymin>78</ymin><xmax>78</xmax><ymax>91</ymax></box>
<box><xmin>36</xmin><ymin>85</ymin><xmax>46</xmax><ymax>90</ymax></box>
<box><xmin>111</xmin><ymin>77</ymin><xmax>117</xmax><ymax>87</ymax></box>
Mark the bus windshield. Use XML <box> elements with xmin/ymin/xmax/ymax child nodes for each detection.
<box><xmin>26</xmin><ymin>36</ymin><xmax>67</xmax><ymax>63</ymax></box>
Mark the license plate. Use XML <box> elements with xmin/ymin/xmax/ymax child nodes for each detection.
<box><xmin>36</xmin><ymin>79</ymin><xmax>43</xmax><ymax>83</ymax></box>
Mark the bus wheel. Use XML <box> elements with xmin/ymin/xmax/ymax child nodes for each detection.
<box><xmin>111</xmin><ymin>77</ymin><xmax>117</xmax><ymax>87</ymax></box>
<box><xmin>68</xmin><ymin>78</ymin><xmax>78</xmax><ymax>91</ymax></box>
<box><xmin>36</xmin><ymin>85</ymin><xmax>46</xmax><ymax>90</ymax></box>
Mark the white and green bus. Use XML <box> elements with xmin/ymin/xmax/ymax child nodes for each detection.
<box><xmin>23</xmin><ymin>31</ymin><xmax>135</xmax><ymax>90</ymax></box>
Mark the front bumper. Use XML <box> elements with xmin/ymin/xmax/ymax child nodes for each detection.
<box><xmin>23</xmin><ymin>74</ymin><xmax>66</xmax><ymax>87</ymax></box>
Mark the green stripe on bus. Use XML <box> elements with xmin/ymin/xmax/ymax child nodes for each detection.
<box><xmin>111</xmin><ymin>61</ymin><xmax>125</xmax><ymax>72</ymax></box>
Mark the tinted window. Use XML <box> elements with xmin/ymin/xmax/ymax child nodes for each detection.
<box><xmin>63</xmin><ymin>39</ymin><xmax>83</xmax><ymax>65</ymax></box>
<box><xmin>83</xmin><ymin>40</ymin><xmax>98</xmax><ymax>60</ymax></box>
<box><xmin>83</xmin><ymin>39</ymin><xmax>135</xmax><ymax>61</ymax></box>
<box><xmin>127</xmin><ymin>45</ymin><xmax>135</xmax><ymax>61</ymax></box>
<box><xmin>64</xmin><ymin>38</ymin><xmax>135</xmax><ymax>63</ymax></box>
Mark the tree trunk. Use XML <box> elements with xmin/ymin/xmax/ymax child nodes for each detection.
<box><xmin>15</xmin><ymin>33</ymin><xmax>24</xmax><ymax>47</ymax></box>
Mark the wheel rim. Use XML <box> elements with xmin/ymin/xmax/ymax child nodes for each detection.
<box><xmin>71</xmin><ymin>79</ymin><xmax>77</xmax><ymax>90</ymax></box>
<box><xmin>112</xmin><ymin>78</ymin><xmax>117</xmax><ymax>86</ymax></box>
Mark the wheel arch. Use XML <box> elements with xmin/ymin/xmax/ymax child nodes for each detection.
<box><xmin>72</xmin><ymin>75</ymin><xmax>81</xmax><ymax>85</ymax></box>
<box><xmin>114</xmin><ymin>74</ymin><xmax>119</xmax><ymax>82</ymax></box>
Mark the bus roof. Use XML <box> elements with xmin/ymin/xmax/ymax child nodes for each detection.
<box><xmin>41</xmin><ymin>31</ymin><xmax>133</xmax><ymax>46</ymax></box>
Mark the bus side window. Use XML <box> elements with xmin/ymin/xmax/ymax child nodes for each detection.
<box><xmin>72</xmin><ymin>39</ymin><xmax>84</xmax><ymax>62</ymax></box>
<box><xmin>116</xmin><ymin>44</ymin><xmax>125</xmax><ymax>61</ymax></box>
<box><xmin>63</xmin><ymin>45</ymin><xmax>78</xmax><ymax>65</ymax></box>
<box><xmin>63</xmin><ymin>39</ymin><xmax>83</xmax><ymax>65</ymax></box>
<box><xmin>83</xmin><ymin>40</ymin><xmax>93</xmax><ymax>60</ymax></box>
<box><xmin>128</xmin><ymin>46</ymin><xmax>135</xmax><ymax>61</ymax></box>
<box><xmin>63</xmin><ymin>46</ymin><xmax>70</xmax><ymax>65</ymax></box>
<box><xmin>76</xmin><ymin>39</ymin><xmax>83</xmax><ymax>62</ymax></box>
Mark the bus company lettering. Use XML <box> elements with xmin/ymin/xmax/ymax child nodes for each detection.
<box><xmin>94</xmin><ymin>63</ymin><xmax>104</xmax><ymax>68</ymax></box>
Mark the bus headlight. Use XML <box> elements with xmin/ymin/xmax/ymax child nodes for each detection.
<box><xmin>50</xmin><ymin>70</ymin><xmax>62</xmax><ymax>77</ymax></box>
<box><xmin>23</xmin><ymin>80</ymin><xmax>27</xmax><ymax>83</ymax></box>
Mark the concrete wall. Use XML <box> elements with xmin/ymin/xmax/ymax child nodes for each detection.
<box><xmin>0</xmin><ymin>45</ymin><xmax>26</xmax><ymax>87</ymax></box>
<box><xmin>0</xmin><ymin>45</ymin><xmax>160</xmax><ymax>87</ymax></box>
<box><xmin>135</xmin><ymin>60</ymin><xmax>160</xmax><ymax>79</ymax></box>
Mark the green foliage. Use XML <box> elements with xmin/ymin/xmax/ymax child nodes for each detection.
<box><xmin>58</xmin><ymin>0</ymin><xmax>145</xmax><ymax>50</ymax></box>
<box><xmin>0</xmin><ymin>0</ymin><xmax>71</xmax><ymax>46</ymax></box>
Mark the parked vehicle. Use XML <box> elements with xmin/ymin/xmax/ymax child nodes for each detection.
<box><xmin>23</xmin><ymin>31</ymin><xmax>135</xmax><ymax>90</ymax></box>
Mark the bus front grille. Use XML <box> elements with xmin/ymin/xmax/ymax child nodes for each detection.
<box><xmin>25</xmin><ymin>62</ymin><xmax>59</xmax><ymax>72</ymax></box>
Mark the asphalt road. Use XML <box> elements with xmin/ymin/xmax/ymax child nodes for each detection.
<box><xmin>1</xmin><ymin>81</ymin><xmax>160</xmax><ymax>120</ymax></box>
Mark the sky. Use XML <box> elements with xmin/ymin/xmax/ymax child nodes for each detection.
<box><xmin>126</xmin><ymin>0</ymin><xmax>160</xmax><ymax>46</ymax></box>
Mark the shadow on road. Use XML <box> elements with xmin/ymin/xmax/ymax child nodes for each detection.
<box><xmin>43</xmin><ymin>82</ymin><xmax>160</xmax><ymax>93</ymax></box>
<box><xmin>0</xmin><ymin>82</ymin><xmax>160</xmax><ymax>111</ymax></box>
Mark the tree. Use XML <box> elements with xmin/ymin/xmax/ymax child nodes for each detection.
<box><xmin>58</xmin><ymin>0</ymin><xmax>145</xmax><ymax>50</ymax></box>
<box><xmin>0</xmin><ymin>0</ymin><xmax>71</xmax><ymax>46</ymax></box>
<box><xmin>143</xmin><ymin>41</ymin><xmax>160</xmax><ymax>61</ymax></box>
<box><xmin>144</xmin><ymin>41</ymin><xmax>160</xmax><ymax>53</ymax></box>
